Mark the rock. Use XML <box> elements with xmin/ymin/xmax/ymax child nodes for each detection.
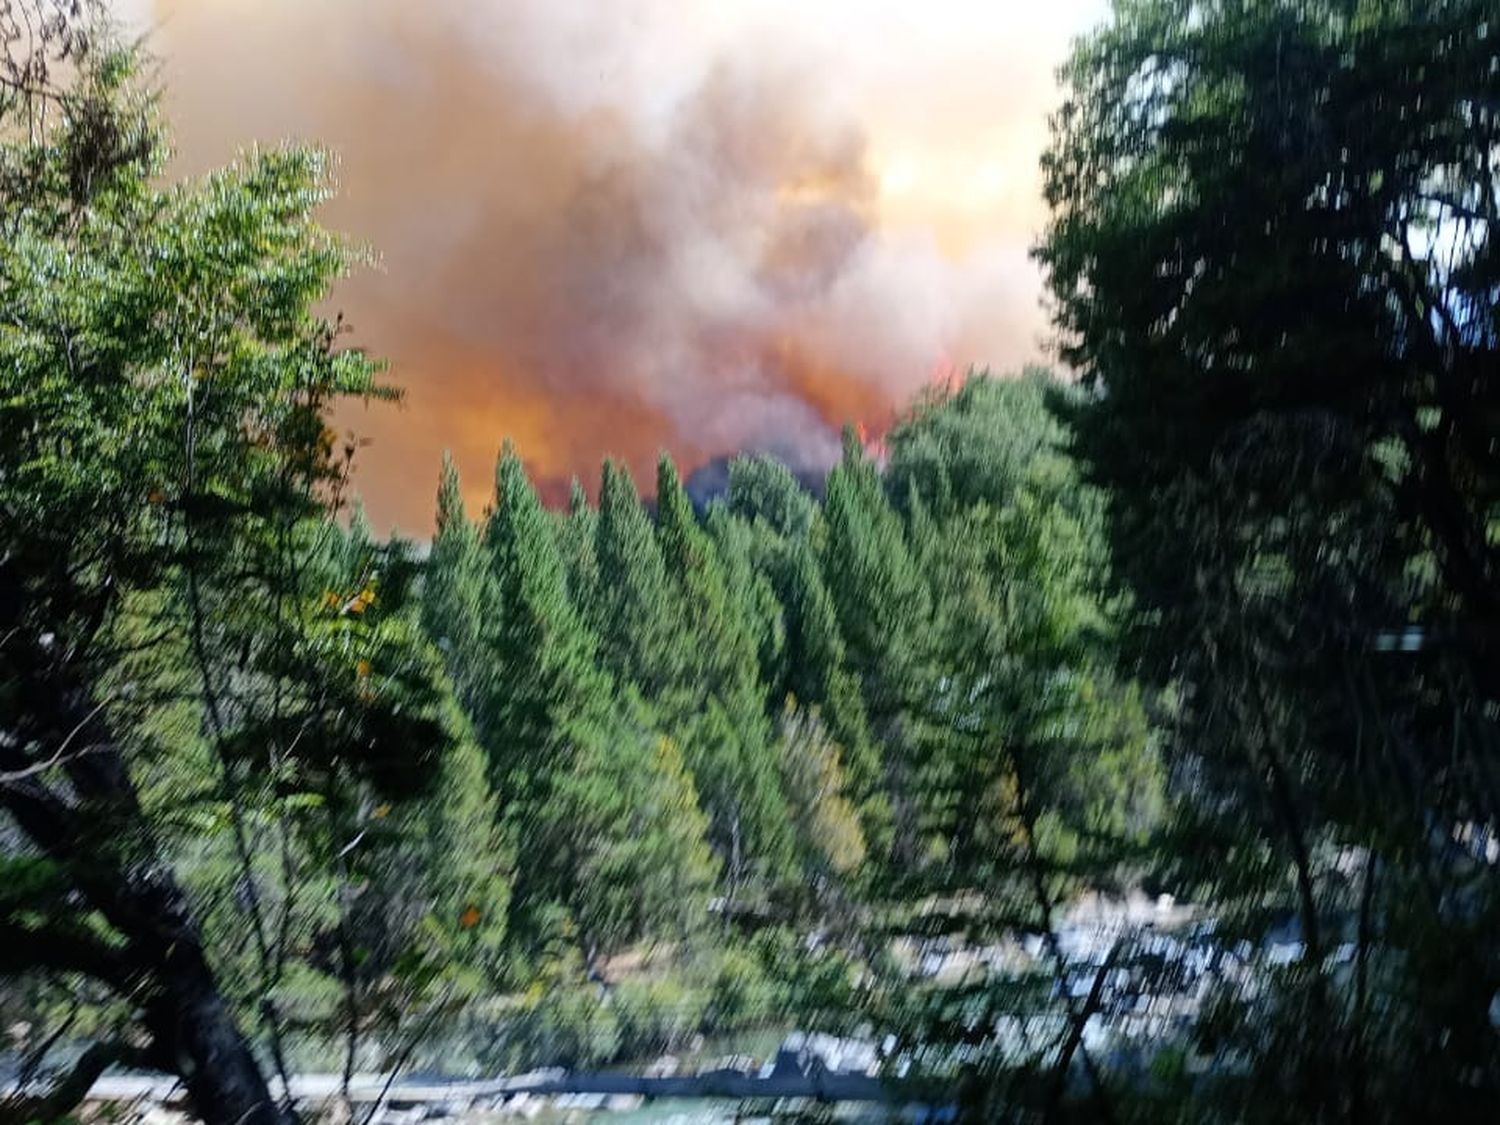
<box><xmin>499</xmin><ymin>1093</ymin><xmax>544</xmax><ymax>1119</ymax></box>
<box><xmin>643</xmin><ymin>1054</ymin><xmax>679</xmax><ymax>1078</ymax></box>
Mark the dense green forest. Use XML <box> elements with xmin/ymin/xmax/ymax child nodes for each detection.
<box><xmin>2</xmin><ymin>1</ymin><xmax>1498</xmax><ymax>1123</ymax></box>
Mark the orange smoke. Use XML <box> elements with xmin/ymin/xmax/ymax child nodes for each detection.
<box><xmin>129</xmin><ymin>0</ymin><xmax>1094</xmax><ymax>531</ymax></box>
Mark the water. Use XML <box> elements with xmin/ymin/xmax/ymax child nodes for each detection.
<box><xmin>523</xmin><ymin>1098</ymin><xmax>918</xmax><ymax>1123</ymax></box>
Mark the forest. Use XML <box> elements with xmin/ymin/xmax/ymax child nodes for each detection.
<box><xmin>1</xmin><ymin>0</ymin><xmax>1498</xmax><ymax>1123</ymax></box>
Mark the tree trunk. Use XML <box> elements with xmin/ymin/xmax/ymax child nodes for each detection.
<box><xmin>0</xmin><ymin>658</ymin><xmax>292</xmax><ymax>1125</ymax></box>
<box><xmin>141</xmin><ymin>944</ymin><xmax>292</xmax><ymax>1125</ymax></box>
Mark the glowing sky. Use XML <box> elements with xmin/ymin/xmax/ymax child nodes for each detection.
<box><xmin>115</xmin><ymin>0</ymin><xmax>1108</xmax><ymax>531</ymax></box>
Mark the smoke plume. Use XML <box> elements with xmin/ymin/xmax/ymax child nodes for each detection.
<box><xmin>125</xmin><ymin>0</ymin><xmax>1099</xmax><ymax>530</ymax></box>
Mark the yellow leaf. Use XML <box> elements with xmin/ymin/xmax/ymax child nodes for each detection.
<box><xmin>459</xmin><ymin>904</ymin><xmax>481</xmax><ymax>929</ymax></box>
<box><xmin>356</xmin><ymin>658</ymin><xmax>372</xmax><ymax>678</ymax></box>
<box><xmin>371</xmin><ymin>803</ymin><xmax>391</xmax><ymax>820</ymax></box>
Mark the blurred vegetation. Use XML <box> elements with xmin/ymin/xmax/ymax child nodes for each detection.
<box><xmin>1</xmin><ymin>1</ymin><xmax>1497</xmax><ymax>1123</ymax></box>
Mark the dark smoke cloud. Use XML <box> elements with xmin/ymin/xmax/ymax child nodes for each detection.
<box><xmin>126</xmin><ymin>0</ymin><xmax>1077</xmax><ymax>530</ymax></box>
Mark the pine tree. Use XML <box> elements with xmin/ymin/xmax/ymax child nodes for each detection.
<box><xmin>705</xmin><ymin>505</ymin><xmax>787</xmax><ymax>717</ymax></box>
<box><xmin>589</xmin><ymin>459</ymin><xmax>685</xmax><ymax>697</ymax></box>
<box><xmin>479</xmin><ymin>442</ymin><xmax>602</xmax><ymax>812</ymax></box>
<box><xmin>655</xmin><ymin>454</ymin><xmax>795</xmax><ymax>880</ymax></box>
<box><xmin>558</xmin><ymin>476</ymin><xmax>599</xmax><ymax>608</ymax></box>
<box><xmin>818</xmin><ymin>427</ymin><xmax>932</xmax><ymax>860</ymax></box>
<box><xmin>776</xmin><ymin>704</ymin><xmax>868</xmax><ymax>882</ymax></box>
<box><xmin>422</xmin><ymin>453</ymin><xmax>492</xmax><ymax>713</ymax></box>
<box><xmin>777</xmin><ymin>535</ymin><xmax>887</xmax><ymax>851</ymax></box>
<box><xmin>546</xmin><ymin>689</ymin><xmax>717</xmax><ymax>956</ymax></box>
<box><xmin>476</xmin><ymin>444</ymin><xmax>714</xmax><ymax>954</ymax></box>
<box><xmin>726</xmin><ymin>453</ymin><xmax>817</xmax><ymax>540</ymax></box>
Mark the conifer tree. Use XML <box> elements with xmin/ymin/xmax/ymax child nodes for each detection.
<box><xmin>558</xmin><ymin>476</ymin><xmax>599</xmax><ymax>608</ymax></box>
<box><xmin>819</xmin><ymin>428</ymin><xmax>931</xmax><ymax>721</ymax></box>
<box><xmin>777</xmin><ymin>536</ymin><xmax>887</xmax><ymax>849</ymax></box>
<box><xmin>704</xmin><ymin>505</ymin><xmax>788</xmax><ymax>716</ymax></box>
<box><xmin>477</xmin><ymin>445</ymin><xmax>714</xmax><ymax>955</ymax></box>
<box><xmin>479</xmin><ymin>443</ymin><xmax>603</xmax><ymax>813</ymax></box>
<box><xmin>422</xmin><ymin>453</ymin><xmax>492</xmax><ymax>713</ymax></box>
<box><xmin>589</xmin><ymin>459</ymin><xmax>684</xmax><ymax>698</ymax></box>
<box><xmin>726</xmin><ymin>453</ymin><xmax>818</xmax><ymax>540</ymax></box>
<box><xmin>776</xmin><ymin>705</ymin><xmax>868</xmax><ymax>884</ymax></box>
<box><xmin>545</xmin><ymin>690</ymin><xmax>717</xmax><ymax>956</ymax></box>
<box><xmin>818</xmin><ymin>427</ymin><xmax>932</xmax><ymax>859</ymax></box>
<box><xmin>655</xmin><ymin>454</ymin><xmax>796</xmax><ymax>881</ymax></box>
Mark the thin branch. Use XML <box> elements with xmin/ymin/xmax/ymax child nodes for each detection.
<box><xmin>0</xmin><ymin>694</ymin><xmax>111</xmax><ymax>781</ymax></box>
<box><xmin>357</xmin><ymin>987</ymin><xmax>456</xmax><ymax>1125</ymax></box>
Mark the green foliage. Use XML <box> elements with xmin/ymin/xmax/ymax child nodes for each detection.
<box><xmin>559</xmin><ymin>475</ymin><xmax>600</xmax><ymax>607</ymax></box>
<box><xmin>437</xmin><ymin>445</ymin><xmax>718</xmax><ymax>960</ymax></box>
<box><xmin>1038</xmin><ymin>0</ymin><xmax>1500</xmax><ymax>1119</ymax></box>
<box><xmin>651</xmin><ymin>454</ymin><xmax>797</xmax><ymax>881</ymax></box>
<box><xmin>423</xmin><ymin>454</ymin><xmax>493</xmax><ymax>706</ymax></box>
<box><xmin>589</xmin><ymin>459</ymin><xmax>684</xmax><ymax>697</ymax></box>
<box><xmin>886</xmin><ymin>367</ymin><xmax>1072</xmax><ymax>521</ymax></box>
<box><xmin>726</xmin><ymin>453</ymin><xmax>818</xmax><ymax>540</ymax></box>
<box><xmin>0</xmin><ymin>33</ymin><xmax>506</xmax><ymax>1119</ymax></box>
<box><xmin>775</xmin><ymin>705</ymin><xmax>867</xmax><ymax>881</ymax></box>
<box><xmin>0</xmin><ymin>10</ymin><xmax>1302</xmax><ymax>1115</ymax></box>
<box><xmin>819</xmin><ymin>428</ymin><xmax>934</xmax><ymax>863</ymax></box>
<box><xmin>395</xmin><ymin>369</ymin><xmax>1161</xmax><ymax>1095</ymax></box>
<box><xmin>544</xmin><ymin>706</ymin><xmax>718</xmax><ymax>955</ymax></box>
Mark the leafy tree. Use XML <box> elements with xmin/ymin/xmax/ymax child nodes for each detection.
<box><xmin>0</xmin><ymin>27</ymin><xmax>464</xmax><ymax>1123</ymax></box>
<box><xmin>291</xmin><ymin>517</ymin><xmax>509</xmax><ymax>1101</ymax></box>
<box><xmin>1040</xmin><ymin>1</ymin><xmax>1500</xmax><ymax>1118</ymax></box>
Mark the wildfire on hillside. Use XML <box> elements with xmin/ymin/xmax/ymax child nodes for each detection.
<box><xmin>137</xmin><ymin>0</ymin><xmax>1063</xmax><ymax>529</ymax></box>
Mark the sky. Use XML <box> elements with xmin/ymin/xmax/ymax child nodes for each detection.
<box><xmin>114</xmin><ymin>0</ymin><xmax>1109</xmax><ymax>532</ymax></box>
